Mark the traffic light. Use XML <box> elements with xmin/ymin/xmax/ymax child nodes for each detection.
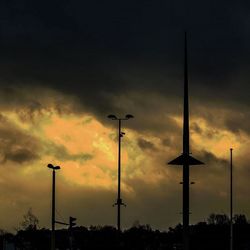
<box><xmin>69</xmin><ymin>216</ymin><xmax>77</xmax><ymax>228</ymax></box>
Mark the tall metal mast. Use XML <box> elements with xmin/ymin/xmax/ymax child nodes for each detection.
<box><xmin>168</xmin><ymin>32</ymin><xmax>204</xmax><ymax>250</ymax></box>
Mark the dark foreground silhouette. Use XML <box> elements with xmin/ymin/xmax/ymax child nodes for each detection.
<box><xmin>1</xmin><ymin>214</ymin><xmax>250</xmax><ymax>250</ymax></box>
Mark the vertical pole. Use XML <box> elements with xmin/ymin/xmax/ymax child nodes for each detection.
<box><xmin>183</xmin><ymin>164</ymin><xmax>189</xmax><ymax>250</ymax></box>
<box><xmin>69</xmin><ymin>225</ymin><xmax>73</xmax><ymax>250</ymax></box>
<box><xmin>183</xmin><ymin>31</ymin><xmax>189</xmax><ymax>250</ymax></box>
<box><xmin>3</xmin><ymin>237</ymin><xmax>5</xmax><ymax>250</ymax></box>
<box><xmin>230</xmin><ymin>148</ymin><xmax>233</xmax><ymax>250</ymax></box>
<box><xmin>69</xmin><ymin>234</ymin><xmax>73</xmax><ymax>250</ymax></box>
<box><xmin>117</xmin><ymin>119</ymin><xmax>121</xmax><ymax>232</ymax></box>
<box><xmin>51</xmin><ymin>170</ymin><xmax>55</xmax><ymax>250</ymax></box>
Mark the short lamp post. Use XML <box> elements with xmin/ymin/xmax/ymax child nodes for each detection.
<box><xmin>48</xmin><ymin>163</ymin><xmax>60</xmax><ymax>250</ymax></box>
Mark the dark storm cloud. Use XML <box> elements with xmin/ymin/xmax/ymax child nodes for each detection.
<box><xmin>44</xmin><ymin>142</ymin><xmax>93</xmax><ymax>163</ymax></box>
<box><xmin>197</xmin><ymin>150</ymin><xmax>228</xmax><ymax>169</ymax></box>
<box><xmin>190</xmin><ymin>122</ymin><xmax>203</xmax><ymax>135</ymax></box>
<box><xmin>0</xmin><ymin>86</ymin><xmax>81</xmax><ymax>123</ymax></box>
<box><xmin>223</xmin><ymin>110</ymin><xmax>250</xmax><ymax>135</ymax></box>
<box><xmin>0</xmin><ymin>0</ymin><xmax>249</xmax><ymax>125</ymax></box>
<box><xmin>0</xmin><ymin>114</ymin><xmax>40</xmax><ymax>164</ymax></box>
<box><xmin>190</xmin><ymin>103</ymin><xmax>250</xmax><ymax>136</ymax></box>
<box><xmin>137</xmin><ymin>138</ymin><xmax>157</xmax><ymax>151</ymax></box>
<box><xmin>0</xmin><ymin>1</ymin><xmax>248</xmax><ymax>160</ymax></box>
<box><xmin>5</xmin><ymin>148</ymin><xmax>38</xmax><ymax>164</ymax></box>
<box><xmin>161</xmin><ymin>137</ymin><xmax>172</xmax><ymax>147</ymax></box>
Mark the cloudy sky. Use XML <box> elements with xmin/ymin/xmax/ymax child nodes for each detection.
<box><xmin>0</xmin><ymin>0</ymin><xmax>250</xmax><ymax>232</ymax></box>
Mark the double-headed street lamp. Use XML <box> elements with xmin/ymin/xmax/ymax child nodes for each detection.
<box><xmin>107</xmin><ymin>114</ymin><xmax>134</xmax><ymax>232</ymax></box>
<box><xmin>48</xmin><ymin>163</ymin><xmax>61</xmax><ymax>250</ymax></box>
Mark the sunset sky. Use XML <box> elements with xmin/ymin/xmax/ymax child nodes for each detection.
<box><xmin>0</xmin><ymin>0</ymin><xmax>250</xmax><ymax>232</ymax></box>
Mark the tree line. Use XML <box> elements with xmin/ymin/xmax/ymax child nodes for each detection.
<box><xmin>1</xmin><ymin>210</ymin><xmax>249</xmax><ymax>250</ymax></box>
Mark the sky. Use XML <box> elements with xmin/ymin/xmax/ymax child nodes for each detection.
<box><xmin>0</xmin><ymin>0</ymin><xmax>250</xmax><ymax>232</ymax></box>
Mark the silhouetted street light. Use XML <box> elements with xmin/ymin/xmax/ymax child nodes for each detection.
<box><xmin>48</xmin><ymin>163</ymin><xmax>61</xmax><ymax>250</ymax></box>
<box><xmin>230</xmin><ymin>148</ymin><xmax>233</xmax><ymax>250</ymax></box>
<box><xmin>107</xmin><ymin>114</ymin><xmax>134</xmax><ymax>232</ymax></box>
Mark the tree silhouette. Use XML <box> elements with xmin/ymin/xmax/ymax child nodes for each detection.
<box><xmin>4</xmin><ymin>213</ymin><xmax>250</xmax><ymax>249</ymax></box>
<box><xmin>18</xmin><ymin>208</ymin><xmax>39</xmax><ymax>231</ymax></box>
<box><xmin>207</xmin><ymin>213</ymin><xmax>230</xmax><ymax>225</ymax></box>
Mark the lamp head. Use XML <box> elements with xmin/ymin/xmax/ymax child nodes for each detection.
<box><xmin>107</xmin><ymin>114</ymin><xmax>117</xmax><ymax>120</ymax></box>
<box><xmin>125</xmin><ymin>114</ymin><xmax>134</xmax><ymax>119</ymax></box>
<box><xmin>47</xmin><ymin>164</ymin><xmax>60</xmax><ymax>170</ymax></box>
<box><xmin>48</xmin><ymin>163</ymin><xmax>54</xmax><ymax>169</ymax></box>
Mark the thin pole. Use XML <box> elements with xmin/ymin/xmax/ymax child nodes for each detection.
<box><xmin>69</xmin><ymin>227</ymin><xmax>73</xmax><ymax>250</ymax></box>
<box><xmin>117</xmin><ymin>119</ymin><xmax>121</xmax><ymax>232</ymax></box>
<box><xmin>183</xmin><ymin>31</ymin><xmax>190</xmax><ymax>250</ymax></box>
<box><xmin>108</xmin><ymin>114</ymin><xmax>133</xmax><ymax>232</ymax></box>
<box><xmin>51</xmin><ymin>170</ymin><xmax>56</xmax><ymax>250</ymax></box>
<box><xmin>230</xmin><ymin>148</ymin><xmax>233</xmax><ymax>250</ymax></box>
<box><xmin>183</xmin><ymin>163</ymin><xmax>189</xmax><ymax>250</ymax></box>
